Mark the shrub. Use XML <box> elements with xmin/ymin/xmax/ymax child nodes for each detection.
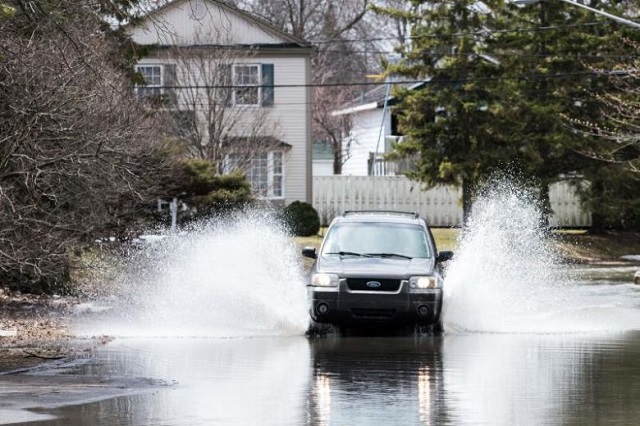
<box><xmin>171</xmin><ymin>159</ymin><xmax>253</xmax><ymax>221</ymax></box>
<box><xmin>283</xmin><ymin>201</ymin><xmax>320</xmax><ymax>236</ymax></box>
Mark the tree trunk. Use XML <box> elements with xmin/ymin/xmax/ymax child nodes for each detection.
<box><xmin>333</xmin><ymin>140</ymin><xmax>343</xmax><ymax>175</ymax></box>
<box><xmin>589</xmin><ymin>179</ymin><xmax>606</xmax><ymax>234</ymax></box>
<box><xmin>462</xmin><ymin>179</ymin><xmax>473</xmax><ymax>226</ymax></box>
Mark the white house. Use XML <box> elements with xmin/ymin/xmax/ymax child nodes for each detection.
<box><xmin>331</xmin><ymin>81</ymin><xmax>426</xmax><ymax>176</ymax></box>
<box><xmin>127</xmin><ymin>0</ymin><xmax>314</xmax><ymax>205</ymax></box>
<box><xmin>311</xmin><ymin>141</ymin><xmax>334</xmax><ymax>176</ymax></box>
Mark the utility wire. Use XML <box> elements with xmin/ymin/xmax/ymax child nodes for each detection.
<box><xmin>155</xmin><ymin>69</ymin><xmax>635</xmax><ymax>90</ymax></box>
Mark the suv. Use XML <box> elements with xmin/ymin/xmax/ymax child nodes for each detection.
<box><xmin>302</xmin><ymin>210</ymin><xmax>453</xmax><ymax>333</ymax></box>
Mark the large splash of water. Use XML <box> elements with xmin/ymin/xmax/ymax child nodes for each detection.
<box><xmin>442</xmin><ymin>181</ymin><xmax>640</xmax><ymax>333</ymax></box>
<box><xmin>75</xmin><ymin>211</ymin><xmax>310</xmax><ymax>338</ymax></box>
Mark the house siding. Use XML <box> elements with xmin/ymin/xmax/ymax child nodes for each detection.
<box><xmin>259</xmin><ymin>55</ymin><xmax>310</xmax><ymax>204</ymax></box>
<box><xmin>131</xmin><ymin>1</ymin><xmax>284</xmax><ymax>46</ymax></box>
<box><xmin>313</xmin><ymin>160</ymin><xmax>334</xmax><ymax>176</ymax></box>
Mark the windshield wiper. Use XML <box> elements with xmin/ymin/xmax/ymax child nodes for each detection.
<box><xmin>364</xmin><ymin>253</ymin><xmax>413</xmax><ymax>259</ymax></box>
<box><xmin>325</xmin><ymin>251</ymin><xmax>369</xmax><ymax>257</ymax></box>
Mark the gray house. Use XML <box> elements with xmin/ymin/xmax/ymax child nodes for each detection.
<box><xmin>128</xmin><ymin>0</ymin><xmax>314</xmax><ymax>204</ymax></box>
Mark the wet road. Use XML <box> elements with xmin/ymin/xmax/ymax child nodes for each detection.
<box><xmin>4</xmin><ymin>328</ymin><xmax>640</xmax><ymax>426</ymax></box>
<box><xmin>3</xmin><ymin>211</ymin><xmax>640</xmax><ymax>426</ymax></box>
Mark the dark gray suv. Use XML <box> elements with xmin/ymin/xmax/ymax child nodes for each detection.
<box><xmin>302</xmin><ymin>210</ymin><xmax>453</xmax><ymax>333</ymax></box>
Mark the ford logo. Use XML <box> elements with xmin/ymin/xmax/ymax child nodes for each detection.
<box><xmin>366</xmin><ymin>281</ymin><xmax>382</xmax><ymax>288</ymax></box>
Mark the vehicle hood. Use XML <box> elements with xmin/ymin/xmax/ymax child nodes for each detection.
<box><xmin>315</xmin><ymin>256</ymin><xmax>435</xmax><ymax>279</ymax></box>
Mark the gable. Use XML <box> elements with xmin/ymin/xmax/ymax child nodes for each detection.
<box><xmin>128</xmin><ymin>0</ymin><xmax>312</xmax><ymax>49</ymax></box>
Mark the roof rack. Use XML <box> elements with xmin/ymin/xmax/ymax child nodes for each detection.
<box><xmin>342</xmin><ymin>210</ymin><xmax>419</xmax><ymax>219</ymax></box>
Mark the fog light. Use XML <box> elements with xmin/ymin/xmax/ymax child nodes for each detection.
<box><xmin>316</xmin><ymin>303</ymin><xmax>329</xmax><ymax>315</ymax></box>
<box><xmin>417</xmin><ymin>305</ymin><xmax>431</xmax><ymax>317</ymax></box>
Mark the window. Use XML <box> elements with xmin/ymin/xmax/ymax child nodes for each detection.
<box><xmin>224</xmin><ymin>63</ymin><xmax>274</xmax><ymax>107</ymax></box>
<box><xmin>321</xmin><ymin>223</ymin><xmax>431</xmax><ymax>259</ymax></box>
<box><xmin>134</xmin><ymin>64</ymin><xmax>177</xmax><ymax>106</ymax></box>
<box><xmin>233</xmin><ymin>64</ymin><xmax>260</xmax><ymax>106</ymax></box>
<box><xmin>226</xmin><ymin>151</ymin><xmax>284</xmax><ymax>199</ymax></box>
<box><xmin>135</xmin><ymin>65</ymin><xmax>163</xmax><ymax>98</ymax></box>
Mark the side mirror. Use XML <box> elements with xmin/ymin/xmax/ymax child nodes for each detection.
<box><xmin>436</xmin><ymin>251</ymin><xmax>454</xmax><ymax>262</ymax></box>
<box><xmin>302</xmin><ymin>247</ymin><xmax>317</xmax><ymax>259</ymax></box>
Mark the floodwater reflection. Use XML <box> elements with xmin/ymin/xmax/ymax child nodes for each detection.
<box><xmin>308</xmin><ymin>333</ymin><xmax>640</xmax><ymax>426</ymax></box>
<box><xmin>10</xmin><ymin>331</ymin><xmax>640</xmax><ymax>426</ymax></box>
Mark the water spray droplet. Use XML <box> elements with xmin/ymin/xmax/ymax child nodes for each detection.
<box><xmin>443</xmin><ymin>180</ymin><xmax>640</xmax><ymax>333</ymax></box>
<box><xmin>75</xmin><ymin>211</ymin><xmax>310</xmax><ymax>338</ymax></box>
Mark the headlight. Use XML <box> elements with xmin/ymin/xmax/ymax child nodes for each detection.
<box><xmin>409</xmin><ymin>276</ymin><xmax>439</xmax><ymax>289</ymax></box>
<box><xmin>311</xmin><ymin>273</ymin><xmax>339</xmax><ymax>287</ymax></box>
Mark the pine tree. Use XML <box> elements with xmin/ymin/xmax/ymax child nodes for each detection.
<box><xmin>377</xmin><ymin>0</ymin><xmax>640</xmax><ymax>225</ymax></box>
<box><xmin>381</xmin><ymin>0</ymin><xmax>508</xmax><ymax>222</ymax></box>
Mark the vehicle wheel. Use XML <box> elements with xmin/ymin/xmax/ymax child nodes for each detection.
<box><xmin>306</xmin><ymin>320</ymin><xmax>334</xmax><ymax>337</ymax></box>
<box><xmin>432</xmin><ymin>318</ymin><xmax>444</xmax><ymax>335</ymax></box>
<box><xmin>331</xmin><ymin>325</ymin><xmax>347</xmax><ymax>337</ymax></box>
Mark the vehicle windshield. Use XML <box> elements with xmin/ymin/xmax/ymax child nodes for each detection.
<box><xmin>321</xmin><ymin>222</ymin><xmax>432</xmax><ymax>259</ymax></box>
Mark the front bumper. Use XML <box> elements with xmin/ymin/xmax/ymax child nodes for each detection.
<box><xmin>308</xmin><ymin>279</ymin><xmax>442</xmax><ymax>327</ymax></box>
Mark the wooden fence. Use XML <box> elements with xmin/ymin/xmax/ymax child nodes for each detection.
<box><xmin>312</xmin><ymin>176</ymin><xmax>591</xmax><ymax>228</ymax></box>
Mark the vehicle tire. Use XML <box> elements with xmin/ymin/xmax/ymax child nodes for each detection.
<box><xmin>432</xmin><ymin>318</ymin><xmax>444</xmax><ymax>335</ymax></box>
<box><xmin>306</xmin><ymin>320</ymin><xmax>333</xmax><ymax>337</ymax></box>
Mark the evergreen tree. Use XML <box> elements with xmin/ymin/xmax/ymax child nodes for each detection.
<box><xmin>382</xmin><ymin>0</ymin><xmax>507</xmax><ymax>222</ymax></box>
<box><xmin>492</xmin><ymin>0</ymin><xmax>639</xmax><ymax>227</ymax></box>
<box><xmin>378</xmin><ymin>0</ymin><xmax>640</xmax><ymax>225</ymax></box>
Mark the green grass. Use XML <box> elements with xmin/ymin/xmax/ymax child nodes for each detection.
<box><xmin>431</xmin><ymin>228</ymin><xmax>460</xmax><ymax>252</ymax></box>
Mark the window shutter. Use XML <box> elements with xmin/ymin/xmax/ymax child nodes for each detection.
<box><xmin>163</xmin><ymin>64</ymin><xmax>177</xmax><ymax>108</ymax></box>
<box><xmin>261</xmin><ymin>63</ymin><xmax>274</xmax><ymax>107</ymax></box>
<box><xmin>220</xmin><ymin>64</ymin><xmax>233</xmax><ymax>106</ymax></box>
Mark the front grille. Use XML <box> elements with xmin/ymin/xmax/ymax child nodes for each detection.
<box><xmin>351</xmin><ymin>308</ymin><xmax>396</xmax><ymax>319</ymax></box>
<box><xmin>346</xmin><ymin>278</ymin><xmax>401</xmax><ymax>292</ymax></box>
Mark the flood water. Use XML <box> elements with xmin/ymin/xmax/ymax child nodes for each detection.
<box><xmin>11</xmin><ymin>328</ymin><xmax>640</xmax><ymax>426</ymax></box>
<box><xmin>4</xmin><ymin>188</ymin><xmax>640</xmax><ymax>425</ymax></box>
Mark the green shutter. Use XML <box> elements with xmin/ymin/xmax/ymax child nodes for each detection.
<box><xmin>220</xmin><ymin>64</ymin><xmax>233</xmax><ymax>106</ymax></box>
<box><xmin>261</xmin><ymin>63</ymin><xmax>274</xmax><ymax>107</ymax></box>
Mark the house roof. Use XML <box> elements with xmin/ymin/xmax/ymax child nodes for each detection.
<box><xmin>129</xmin><ymin>0</ymin><xmax>313</xmax><ymax>51</ymax></box>
<box><xmin>226</xmin><ymin>136</ymin><xmax>292</xmax><ymax>149</ymax></box>
<box><xmin>312</xmin><ymin>141</ymin><xmax>334</xmax><ymax>161</ymax></box>
<box><xmin>332</xmin><ymin>79</ymin><xmax>429</xmax><ymax>116</ymax></box>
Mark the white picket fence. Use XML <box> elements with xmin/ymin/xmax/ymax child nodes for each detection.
<box><xmin>312</xmin><ymin>176</ymin><xmax>592</xmax><ymax>228</ymax></box>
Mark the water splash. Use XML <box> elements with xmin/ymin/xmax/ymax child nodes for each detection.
<box><xmin>442</xmin><ymin>180</ymin><xmax>640</xmax><ymax>333</ymax></box>
<box><xmin>75</xmin><ymin>211</ymin><xmax>310</xmax><ymax>338</ymax></box>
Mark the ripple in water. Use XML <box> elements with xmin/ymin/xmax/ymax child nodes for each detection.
<box><xmin>75</xmin><ymin>211</ymin><xmax>310</xmax><ymax>338</ymax></box>
<box><xmin>442</xmin><ymin>181</ymin><xmax>640</xmax><ymax>334</ymax></box>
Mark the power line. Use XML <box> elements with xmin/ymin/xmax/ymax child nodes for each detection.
<box><xmin>157</xmin><ymin>69</ymin><xmax>634</xmax><ymax>91</ymax></box>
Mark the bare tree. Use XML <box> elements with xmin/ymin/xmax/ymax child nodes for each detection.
<box><xmin>233</xmin><ymin>0</ymin><xmax>379</xmax><ymax>174</ymax></box>
<box><xmin>0</xmin><ymin>1</ymin><xmax>174</xmax><ymax>291</ymax></box>
<box><xmin>168</xmin><ymin>34</ymin><xmax>281</xmax><ymax>169</ymax></box>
